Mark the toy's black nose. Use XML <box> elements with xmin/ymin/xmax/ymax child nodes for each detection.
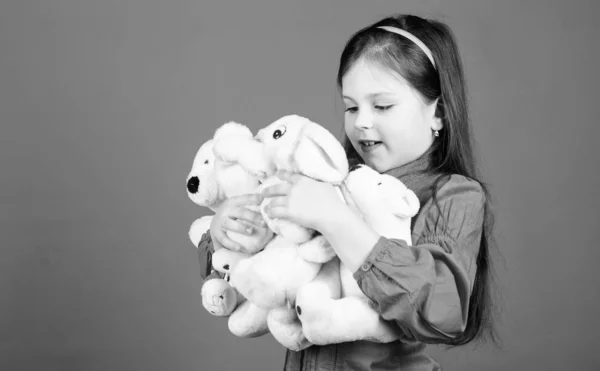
<box><xmin>187</xmin><ymin>176</ymin><xmax>199</xmax><ymax>194</ymax></box>
<box><xmin>349</xmin><ymin>164</ymin><xmax>362</xmax><ymax>172</ymax></box>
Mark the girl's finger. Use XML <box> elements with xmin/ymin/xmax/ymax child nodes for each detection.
<box><xmin>223</xmin><ymin>218</ymin><xmax>254</xmax><ymax>236</ymax></box>
<box><xmin>229</xmin><ymin>208</ymin><xmax>266</xmax><ymax>227</ymax></box>
<box><xmin>217</xmin><ymin>230</ymin><xmax>244</xmax><ymax>252</ymax></box>
<box><xmin>264</xmin><ymin>204</ymin><xmax>289</xmax><ymax>220</ymax></box>
<box><xmin>261</xmin><ymin>182</ymin><xmax>292</xmax><ymax>197</ymax></box>
<box><xmin>276</xmin><ymin>170</ymin><xmax>303</xmax><ymax>184</ymax></box>
<box><xmin>263</xmin><ymin>196</ymin><xmax>287</xmax><ymax>209</ymax></box>
<box><xmin>229</xmin><ymin>193</ymin><xmax>264</xmax><ymax>206</ymax></box>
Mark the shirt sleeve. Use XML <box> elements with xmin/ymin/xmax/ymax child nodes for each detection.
<box><xmin>352</xmin><ymin>175</ymin><xmax>485</xmax><ymax>343</ymax></box>
<box><xmin>197</xmin><ymin>231</ymin><xmax>223</xmax><ymax>282</ymax></box>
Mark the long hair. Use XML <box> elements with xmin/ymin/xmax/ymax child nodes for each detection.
<box><xmin>337</xmin><ymin>14</ymin><xmax>499</xmax><ymax>347</ymax></box>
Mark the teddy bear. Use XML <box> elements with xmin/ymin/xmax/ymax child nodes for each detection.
<box><xmin>185</xmin><ymin>136</ymin><xmax>247</xmax><ymax>318</ymax></box>
<box><xmin>293</xmin><ymin>164</ymin><xmax>421</xmax><ymax>345</ymax></box>
<box><xmin>185</xmin><ymin>122</ymin><xmax>275</xmax><ymax>338</ymax></box>
<box><xmin>186</xmin><ymin>122</ymin><xmax>273</xmax><ymax>252</ymax></box>
<box><xmin>212</xmin><ymin>115</ymin><xmax>349</xmax><ymax>350</ymax></box>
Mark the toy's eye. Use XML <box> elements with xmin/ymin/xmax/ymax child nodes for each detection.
<box><xmin>204</xmin><ymin>160</ymin><xmax>209</xmax><ymax>164</ymax></box>
<box><xmin>377</xmin><ymin>182</ymin><xmax>382</xmax><ymax>186</ymax></box>
<box><xmin>273</xmin><ymin>125</ymin><xmax>287</xmax><ymax>139</ymax></box>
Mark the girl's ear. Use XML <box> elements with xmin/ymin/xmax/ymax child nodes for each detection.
<box><xmin>430</xmin><ymin>98</ymin><xmax>444</xmax><ymax>131</ymax></box>
<box><xmin>431</xmin><ymin>116</ymin><xmax>443</xmax><ymax>131</ymax></box>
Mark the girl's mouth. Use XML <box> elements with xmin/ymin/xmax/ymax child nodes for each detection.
<box><xmin>359</xmin><ymin>140</ymin><xmax>382</xmax><ymax>152</ymax></box>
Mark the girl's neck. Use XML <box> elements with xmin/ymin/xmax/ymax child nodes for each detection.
<box><xmin>384</xmin><ymin>149</ymin><xmax>432</xmax><ymax>181</ymax></box>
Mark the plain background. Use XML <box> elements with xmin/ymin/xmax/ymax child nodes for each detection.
<box><xmin>1</xmin><ymin>0</ymin><xmax>598</xmax><ymax>370</ymax></box>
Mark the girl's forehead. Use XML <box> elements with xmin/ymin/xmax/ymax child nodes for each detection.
<box><xmin>342</xmin><ymin>59</ymin><xmax>410</xmax><ymax>98</ymax></box>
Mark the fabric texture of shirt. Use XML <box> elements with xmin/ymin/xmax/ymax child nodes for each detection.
<box><xmin>197</xmin><ymin>153</ymin><xmax>486</xmax><ymax>371</ymax></box>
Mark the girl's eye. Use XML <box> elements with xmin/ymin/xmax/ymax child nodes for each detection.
<box><xmin>345</xmin><ymin>107</ymin><xmax>358</xmax><ymax>113</ymax></box>
<box><xmin>375</xmin><ymin>105</ymin><xmax>393</xmax><ymax>111</ymax></box>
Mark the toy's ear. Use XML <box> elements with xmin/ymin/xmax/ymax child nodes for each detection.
<box><xmin>214</xmin><ymin>121</ymin><xmax>253</xmax><ymax>141</ymax></box>
<box><xmin>213</xmin><ymin>135</ymin><xmax>272</xmax><ymax>179</ymax></box>
<box><xmin>387</xmin><ymin>185</ymin><xmax>420</xmax><ymax>219</ymax></box>
<box><xmin>293</xmin><ymin>122</ymin><xmax>349</xmax><ymax>183</ymax></box>
<box><xmin>187</xmin><ymin>139</ymin><xmax>215</xmax><ymax>184</ymax></box>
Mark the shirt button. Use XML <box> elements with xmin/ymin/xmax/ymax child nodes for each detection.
<box><xmin>361</xmin><ymin>263</ymin><xmax>371</xmax><ymax>271</ymax></box>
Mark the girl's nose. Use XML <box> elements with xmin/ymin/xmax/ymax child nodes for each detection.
<box><xmin>354</xmin><ymin>111</ymin><xmax>373</xmax><ymax>129</ymax></box>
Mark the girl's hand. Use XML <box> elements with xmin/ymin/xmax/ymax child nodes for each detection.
<box><xmin>210</xmin><ymin>194</ymin><xmax>267</xmax><ymax>251</ymax></box>
<box><xmin>262</xmin><ymin>170</ymin><xmax>346</xmax><ymax>231</ymax></box>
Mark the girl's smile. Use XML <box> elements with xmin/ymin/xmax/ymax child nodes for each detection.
<box><xmin>358</xmin><ymin>140</ymin><xmax>383</xmax><ymax>152</ymax></box>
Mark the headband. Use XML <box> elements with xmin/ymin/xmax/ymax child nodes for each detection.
<box><xmin>377</xmin><ymin>26</ymin><xmax>436</xmax><ymax>69</ymax></box>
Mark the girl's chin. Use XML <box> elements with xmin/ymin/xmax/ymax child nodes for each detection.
<box><xmin>361</xmin><ymin>159</ymin><xmax>386</xmax><ymax>173</ymax></box>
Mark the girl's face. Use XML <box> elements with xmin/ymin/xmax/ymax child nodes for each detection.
<box><xmin>342</xmin><ymin>58</ymin><xmax>442</xmax><ymax>173</ymax></box>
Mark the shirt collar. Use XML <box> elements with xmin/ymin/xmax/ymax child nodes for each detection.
<box><xmin>383</xmin><ymin>149</ymin><xmax>433</xmax><ymax>189</ymax></box>
<box><xmin>384</xmin><ymin>150</ymin><xmax>432</xmax><ymax>178</ymax></box>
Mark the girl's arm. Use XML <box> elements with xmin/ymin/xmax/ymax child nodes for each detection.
<box><xmin>317</xmin><ymin>202</ymin><xmax>381</xmax><ymax>273</ymax></box>
<box><xmin>261</xmin><ymin>170</ymin><xmax>385</xmax><ymax>270</ymax></box>
<box><xmin>263</xmin><ymin>171</ymin><xmax>485</xmax><ymax>343</ymax></box>
<box><xmin>350</xmin><ymin>176</ymin><xmax>485</xmax><ymax>343</ymax></box>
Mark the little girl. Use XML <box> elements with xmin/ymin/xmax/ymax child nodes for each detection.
<box><xmin>200</xmin><ymin>13</ymin><xmax>497</xmax><ymax>371</ymax></box>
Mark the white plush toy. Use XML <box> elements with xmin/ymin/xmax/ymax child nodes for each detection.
<box><xmin>294</xmin><ymin>164</ymin><xmax>420</xmax><ymax>345</ymax></box>
<box><xmin>213</xmin><ymin>115</ymin><xmax>349</xmax><ymax>350</ymax></box>
<box><xmin>186</xmin><ymin>122</ymin><xmax>273</xmax><ymax>252</ymax></box>
<box><xmin>186</xmin><ymin>122</ymin><xmax>274</xmax><ymax>338</ymax></box>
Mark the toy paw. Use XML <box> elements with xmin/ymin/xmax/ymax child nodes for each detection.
<box><xmin>231</xmin><ymin>239</ymin><xmax>321</xmax><ymax>309</ymax></box>
<box><xmin>201</xmin><ymin>278</ymin><xmax>237</xmax><ymax>317</ymax></box>
<box><xmin>189</xmin><ymin>215</ymin><xmax>213</xmax><ymax>247</ymax></box>
<box><xmin>268</xmin><ymin>305</ymin><xmax>312</xmax><ymax>351</ymax></box>
<box><xmin>228</xmin><ymin>300</ymin><xmax>270</xmax><ymax>338</ymax></box>
<box><xmin>211</xmin><ymin>248</ymin><xmax>253</xmax><ymax>275</ymax></box>
<box><xmin>230</xmin><ymin>257</ymin><xmax>286</xmax><ymax>309</ymax></box>
<box><xmin>266</xmin><ymin>217</ymin><xmax>313</xmax><ymax>244</ymax></box>
<box><xmin>298</xmin><ymin>295</ymin><xmax>401</xmax><ymax>345</ymax></box>
<box><xmin>298</xmin><ymin>235</ymin><xmax>336</xmax><ymax>263</ymax></box>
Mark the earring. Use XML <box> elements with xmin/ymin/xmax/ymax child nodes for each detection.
<box><xmin>434</xmin><ymin>130</ymin><xmax>440</xmax><ymax>137</ymax></box>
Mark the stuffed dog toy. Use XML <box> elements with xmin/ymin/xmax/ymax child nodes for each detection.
<box><xmin>294</xmin><ymin>164</ymin><xmax>420</xmax><ymax>345</ymax></box>
<box><xmin>186</xmin><ymin>122</ymin><xmax>274</xmax><ymax>338</ymax></box>
<box><xmin>187</xmin><ymin>122</ymin><xmax>273</xmax><ymax>253</ymax></box>
<box><xmin>214</xmin><ymin>115</ymin><xmax>349</xmax><ymax>350</ymax></box>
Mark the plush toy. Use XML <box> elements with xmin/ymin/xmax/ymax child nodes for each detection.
<box><xmin>186</xmin><ymin>137</ymin><xmax>217</xmax><ymax>248</ymax></box>
<box><xmin>213</xmin><ymin>114</ymin><xmax>349</xmax><ymax>244</ymax></box>
<box><xmin>294</xmin><ymin>164</ymin><xmax>420</xmax><ymax>345</ymax></box>
<box><xmin>214</xmin><ymin>115</ymin><xmax>349</xmax><ymax>350</ymax></box>
<box><xmin>186</xmin><ymin>122</ymin><xmax>273</xmax><ymax>252</ymax></box>
<box><xmin>185</xmin><ymin>122</ymin><xmax>274</xmax><ymax>338</ymax></box>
